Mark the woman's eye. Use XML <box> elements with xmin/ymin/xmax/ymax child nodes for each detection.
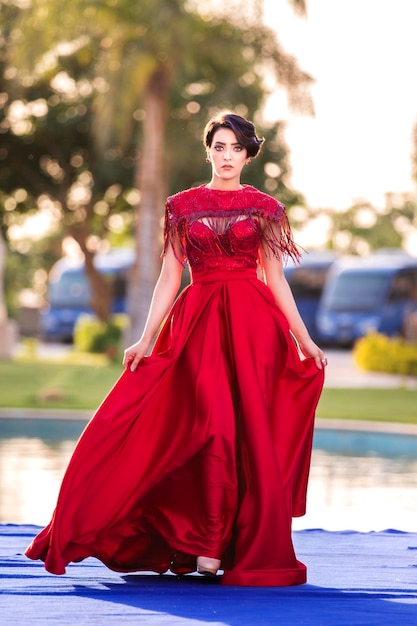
<box><xmin>234</xmin><ymin>146</ymin><xmax>243</xmax><ymax>151</ymax></box>
<box><xmin>214</xmin><ymin>145</ymin><xmax>223</xmax><ymax>151</ymax></box>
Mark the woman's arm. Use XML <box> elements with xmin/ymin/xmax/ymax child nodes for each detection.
<box><xmin>259</xmin><ymin>246</ymin><xmax>326</xmax><ymax>370</ymax></box>
<box><xmin>123</xmin><ymin>243</ymin><xmax>183</xmax><ymax>371</ymax></box>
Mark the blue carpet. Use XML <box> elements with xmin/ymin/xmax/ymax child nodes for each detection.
<box><xmin>1</xmin><ymin>525</ymin><xmax>416</xmax><ymax>625</ymax></box>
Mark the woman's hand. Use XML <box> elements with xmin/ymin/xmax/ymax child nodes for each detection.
<box><xmin>259</xmin><ymin>246</ymin><xmax>328</xmax><ymax>372</ymax></box>
<box><xmin>122</xmin><ymin>246</ymin><xmax>183</xmax><ymax>373</ymax></box>
<box><xmin>298</xmin><ymin>337</ymin><xmax>327</xmax><ymax>371</ymax></box>
<box><xmin>123</xmin><ymin>338</ymin><xmax>151</xmax><ymax>372</ymax></box>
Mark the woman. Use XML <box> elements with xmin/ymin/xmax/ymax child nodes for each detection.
<box><xmin>25</xmin><ymin>112</ymin><xmax>326</xmax><ymax>587</ymax></box>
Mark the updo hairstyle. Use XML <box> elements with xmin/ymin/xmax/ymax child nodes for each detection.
<box><xmin>203</xmin><ymin>112</ymin><xmax>264</xmax><ymax>158</ymax></box>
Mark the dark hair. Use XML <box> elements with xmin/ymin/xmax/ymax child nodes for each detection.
<box><xmin>203</xmin><ymin>112</ymin><xmax>264</xmax><ymax>158</ymax></box>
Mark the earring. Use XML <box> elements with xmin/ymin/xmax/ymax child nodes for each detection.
<box><xmin>245</xmin><ymin>158</ymin><xmax>251</xmax><ymax>165</ymax></box>
<box><xmin>205</xmin><ymin>157</ymin><xmax>210</xmax><ymax>163</ymax></box>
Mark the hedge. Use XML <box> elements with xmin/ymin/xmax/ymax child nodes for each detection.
<box><xmin>73</xmin><ymin>314</ymin><xmax>129</xmax><ymax>361</ymax></box>
<box><xmin>354</xmin><ymin>332</ymin><xmax>417</xmax><ymax>376</ymax></box>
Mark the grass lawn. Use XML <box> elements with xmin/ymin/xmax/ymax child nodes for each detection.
<box><xmin>0</xmin><ymin>360</ymin><xmax>416</xmax><ymax>424</ymax></box>
<box><xmin>0</xmin><ymin>360</ymin><xmax>123</xmax><ymax>410</ymax></box>
<box><xmin>317</xmin><ymin>387</ymin><xmax>417</xmax><ymax>424</ymax></box>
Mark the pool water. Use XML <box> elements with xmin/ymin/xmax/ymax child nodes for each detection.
<box><xmin>1</xmin><ymin>418</ymin><xmax>416</xmax><ymax>532</ymax></box>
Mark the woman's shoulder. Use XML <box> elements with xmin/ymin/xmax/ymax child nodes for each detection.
<box><xmin>241</xmin><ymin>186</ymin><xmax>286</xmax><ymax>217</ymax></box>
<box><xmin>166</xmin><ymin>185</ymin><xmax>204</xmax><ymax>212</ymax></box>
<box><xmin>166</xmin><ymin>184</ymin><xmax>285</xmax><ymax>219</ymax></box>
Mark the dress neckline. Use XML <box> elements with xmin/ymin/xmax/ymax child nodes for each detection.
<box><xmin>201</xmin><ymin>184</ymin><xmax>251</xmax><ymax>193</ymax></box>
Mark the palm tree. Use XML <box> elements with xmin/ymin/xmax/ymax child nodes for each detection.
<box><xmin>86</xmin><ymin>0</ymin><xmax>314</xmax><ymax>339</ymax></box>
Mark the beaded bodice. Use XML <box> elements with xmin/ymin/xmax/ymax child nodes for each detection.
<box><xmin>163</xmin><ymin>185</ymin><xmax>299</xmax><ymax>275</ymax></box>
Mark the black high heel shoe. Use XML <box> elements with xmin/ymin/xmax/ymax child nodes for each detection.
<box><xmin>196</xmin><ymin>556</ymin><xmax>221</xmax><ymax>577</ymax></box>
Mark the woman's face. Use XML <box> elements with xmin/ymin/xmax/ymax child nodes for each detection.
<box><xmin>207</xmin><ymin>127</ymin><xmax>248</xmax><ymax>188</ymax></box>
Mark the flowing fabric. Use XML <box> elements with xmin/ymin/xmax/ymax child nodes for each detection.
<box><xmin>25</xmin><ymin>185</ymin><xmax>324</xmax><ymax>586</ymax></box>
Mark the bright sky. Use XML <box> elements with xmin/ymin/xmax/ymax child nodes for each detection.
<box><xmin>263</xmin><ymin>0</ymin><xmax>417</xmax><ymax>210</ymax></box>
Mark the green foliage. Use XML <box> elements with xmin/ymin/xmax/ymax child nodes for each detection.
<box><xmin>322</xmin><ymin>199</ymin><xmax>417</xmax><ymax>255</ymax></box>
<box><xmin>0</xmin><ymin>0</ymin><xmax>310</xmax><ymax>210</ymax></box>
<box><xmin>4</xmin><ymin>231</ymin><xmax>63</xmax><ymax>318</ymax></box>
<box><xmin>73</xmin><ymin>314</ymin><xmax>128</xmax><ymax>360</ymax></box>
<box><xmin>354</xmin><ymin>332</ymin><xmax>417</xmax><ymax>376</ymax></box>
<box><xmin>0</xmin><ymin>0</ymin><xmax>314</xmax><ymax>329</ymax></box>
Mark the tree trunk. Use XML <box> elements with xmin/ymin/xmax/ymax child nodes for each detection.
<box><xmin>0</xmin><ymin>229</ymin><xmax>7</xmax><ymax>326</ymax></box>
<box><xmin>127</xmin><ymin>66</ymin><xmax>170</xmax><ymax>343</ymax></box>
<box><xmin>83</xmin><ymin>248</ymin><xmax>112</xmax><ymax>323</ymax></box>
<box><xmin>69</xmin><ymin>223</ymin><xmax>112</xmax><ymax>323</ymax></box>
<box><xmin>0</xmin><ymin>228</ymin><xmax>17</xmax><ymax>360</ymax></box>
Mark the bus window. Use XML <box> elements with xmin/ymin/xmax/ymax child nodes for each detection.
<box><xmin>322</xmin><ymin>271</ymin><xmax>389</xmax><ymax>312</ymax></box>
<box><xmin>49</xmin><ymin>271</ymin><xmax>90</xmax><ymax>307</ymax></box>
<box><xmin>287</xmin><ymin>267</ymin><xmax>329</xmax><ymax>299</ymax></box>
<box><xmin>388</xmin><ymin>269</ymin><xmax>417</xmax><ymax>301</ymax></box>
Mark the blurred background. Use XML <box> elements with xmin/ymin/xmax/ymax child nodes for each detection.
<box><xmin>0</xmin><ymin>0</ymin><xmax>416</xmax><ymax>529</ymax></box>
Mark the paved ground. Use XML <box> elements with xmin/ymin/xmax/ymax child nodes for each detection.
<box><xmin>323</xmin><ymin>349</ymin><xmax>417</xmax><ymax>389</ymax></box>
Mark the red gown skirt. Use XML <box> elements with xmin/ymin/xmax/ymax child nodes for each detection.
<box><xmin>25</xmin><ymin>269</ymin><xmax>324</xmax><ymax>586</ymax></box>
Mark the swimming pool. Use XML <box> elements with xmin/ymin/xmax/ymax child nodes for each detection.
<box><xmin>1</xmin><ymin>417</ymin><xmax>416</xmax><ymax>531</ymax></box>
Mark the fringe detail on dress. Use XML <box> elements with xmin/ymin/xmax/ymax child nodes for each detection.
<box><xmin>260</xmin><ymin>210</ymin><xmax>302</xmax><ymax>264</ymax></box>
<box><xmin>161</xmin><ymin>185</ymin><xmax>301</xmax><ymax>266</ymax></box>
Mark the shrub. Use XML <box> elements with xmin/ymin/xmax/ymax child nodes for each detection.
<box><xmin>354</xmin><ymin>331</ymin><xmax>417</xmax><ymax>376</ymax></box>
<box><xmin>74</xmin><ymin>314</ymin><xmax>129</xmax><ymax>361</ymax></box>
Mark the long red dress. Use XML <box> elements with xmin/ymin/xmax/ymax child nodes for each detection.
<box><xmin>25</xmin><ymin>185</ymin><xmax>324</xmax><ymax>586</ymax></box>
